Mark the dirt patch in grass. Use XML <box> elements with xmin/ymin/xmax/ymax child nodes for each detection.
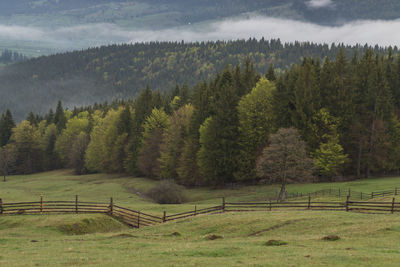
<box><xmin>110</xmin><ymin>233</ymin><xmax>137</xmax><ymax>239</ymax></box>
<box><xmin>322</xmin><ymin>235</ymin><xmax>340</xmax><ymax>241</ymax></box>
<box><xmin>205</xmin><ymin>234</ymin><xmax>223</xmax><ymax>240</ymax></box>
<box><xmin>170</xmin><ymin>232</ymin><xmax>181</xmax><ymax>237</ymax></box>
<box><xmin>248</xmin><ymin>219</ymin><xmax>304</xmax><ymax>236</ymax></box>
<box><xmin>264</xmin><ymin>240</ymin><xmax>288</xmax><ymax>246</ymax></box>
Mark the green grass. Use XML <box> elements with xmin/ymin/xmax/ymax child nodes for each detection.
<box><xmin>1</xmin><ymin>211</ymin><xmax>400</xmax><ymax>266</ymax></box>
<box><xmin>2</xmin><ymin>170</ymin><xmax>400</xmax><ymax>206</ymax></box>
<box><xmin>2</xmin><ymin>170</ymin><xmax>400</xmax><ymax>215</ymax></box>
<box><xmin>2</xmin><ymin>170</ymin><xmax>400</xmax><ymax>266</ymax></box>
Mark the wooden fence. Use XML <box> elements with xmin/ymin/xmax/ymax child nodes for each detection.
<box><xmin>0</xmin><ymin>195</ymin><xmax>163</xmax><ymax>228</ymax></box>
<box><xmin>1</xmin><ymin>188</ymin><xmax>400</xmax><ymax>229</ymax></box>
<box><xmin>285</xmin><ymin>187</ymin><xmax>399</xmax><ymax>201</ymax></box>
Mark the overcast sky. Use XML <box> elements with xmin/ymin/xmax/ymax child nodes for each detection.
<box><xmin>1</xmin><ymin>15</ymin><xmax>399</xmax><ymax>52</ymax></box>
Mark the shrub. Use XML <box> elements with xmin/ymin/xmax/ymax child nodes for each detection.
<box><xmin>147</xmin><ymin>180</ymin><xmax>186</xmax><ymax>204</ymax></box>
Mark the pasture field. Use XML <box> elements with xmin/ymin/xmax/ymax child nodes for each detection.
<box><xmin>1</xmin><ymin>211</ymin><xmax>400</xmax><ymax>266</ymax></box>
<box><xmin>1</xmin><ymin>170</ymin><xmax>400</xmax><ymax>266</ymax></box>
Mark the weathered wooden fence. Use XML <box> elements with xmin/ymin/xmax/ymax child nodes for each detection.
<box><xmin>162</xmin><ymin>205</ymin><xmax>222</xmax><ymax>222</ymax></box>
<box><xmin>0</xmin><ymin>195</ymin><xmax>162</xmax><ymax>228</ymax></box>
<box><xmin>1</xmin><ymin>188</ymin><xmax>400</xmax><ymax>229</ymax></box>
<box><xmin>285</xmin><ymin>187</ymin><xmax>399</xmax><ymax>201</ymax></box>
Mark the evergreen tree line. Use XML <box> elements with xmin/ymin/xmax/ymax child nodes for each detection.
<box><xmin>1</xmin><ymin>39</ymin><xmax>396</xmax><ymax>120</ymax></box>
<box><xmin>1</xmin><ymin>49</ymin><xmax>400</xmax><ymax>185</ymax></box>
<box><xmin>0</xmin><ymin>50</ymin><xmax>27</xmax><ymax>64</ymax></box>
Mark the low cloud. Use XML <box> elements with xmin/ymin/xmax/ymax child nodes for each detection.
<box><xmin>0</xmin><ymin>16</ymin><xmax>400</xmax><ymax>53</ymax></box>
<box><xmin>307</xmin><ymin>0</ymin><xmax>334</xmax><ymax>9</ymax></box>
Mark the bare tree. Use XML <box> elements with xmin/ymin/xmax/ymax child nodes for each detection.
<box><xmin>0</xmin><ymin>146</ymin><xmax>15</xmax><ymax>182</ymax></box>
<box><xmin>256</xmin><ymin>128</ymin><xmax>314</xmax><ymax>201</ymax></box>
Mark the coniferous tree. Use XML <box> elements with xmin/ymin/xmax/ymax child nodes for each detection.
<box><xmin>198</xmin><ymin>69</ymin><xmax>241</xmax><ymax>185</ymax></box>
<box><xmin>124</xmin><ymin>86</ymin><xmax>154</xmax><ymax>175</ymax></box>
<box><xmin>266</xmin><ymin>64</ymin><xmax>276</xmax><ymax>82</ymax></box>
<box><xmin>0</xmin><ymin>110</ymin><xmax>15</xmax><ymax>147</ymax></box>
<box><xmin>54</xmin><ymin>101</ymin><xmax>67</xmax><ymax>133</ymax></box>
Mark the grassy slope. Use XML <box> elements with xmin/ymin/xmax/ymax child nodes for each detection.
<box><xmin>1</xmin><ymin>211</ymin><xmax>400</xmax><ymax>266</ymax></box>
<box><xmin>2</xmin><ymin>170</ymin><xmax>400</xmax><ymax>212</ymax></box>
<box><xmin>2</xmin><ymin>170</ymin><xmax>400</xmax><ymax>266</ymax></box>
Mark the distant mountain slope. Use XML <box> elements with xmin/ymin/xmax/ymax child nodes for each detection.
<box><xmin>0</xmin><ymin>39</ymin><xmax>393</xmax><ymax>120</ymax></box>
<box><xmin>1</xmin><ymin>0</ymin><xmax>400</xmax><ymax>28</ymax></box>
<box><xmin>2</xmin><ymin>0</ymin><xmax>400</xmax><ymax>58</ymax></box>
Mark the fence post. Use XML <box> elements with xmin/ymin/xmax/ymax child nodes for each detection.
<box><xmin>371</xmin><ymin>192</ymin><xmax>374</xmax><ymax>199</ymax></box>
<box><xmin>308</xmin><ymin>194</ymin><xmax>311</xmax><ymax>209</ymax></box>
<box><xmin>40</xmin><ymin>194</ymin><xmax>43</xmax><ymax>213</ymax></box>
<box><xmin>75</xmin><ymin>195</ymin><xmax>78</xmax><ymax>214</ymax></box>
<box><xmin>392</xmin><ymin>198</ymin><xmax>395</xmax><ymax>214</ymax></box>
<box><xmin>163</xmin><ymin>211</ymin><xmax>166</xmax><ymax>223</ymax></box>
<box><xmin>0</xmin><ymin>198</ymin><xmax>2</xmax><ymax>214</ymax></box>
<box><xmin>222</xmin><ymin>197</ymin><xmax>225</xmax><ymax>212</ymax></box>
<box><xmin>194</xmin><ymin>205</ymin><xmax>197</xmax><ymax>216</ymax></box>
<box><xmin>137</xmin><ymin>211</ymin><xmax>140</xmax><ymax>228</ymax></box>
<box><xmin>109</xmin><ymin>197</ymin><xmax>113</xmax><ymax>215</ymax></box>
<box><xmin>346</xmin><ymin>195</ymin><xmax>350</xmax><ymax>212</ymax></box>
<box><xmin>348</xmin><ymin>188</ymin><xmax>351</xmax><ymax>197</ymax></box>
<box><xmin>269</xmin><ymin>199</ymin><xmax>272</xmax><ymax>211</ymax></box>
<box><xmin>395</xmin><ymin>188</ymin><xmax>398</xmax><ymax>196</ymax></box>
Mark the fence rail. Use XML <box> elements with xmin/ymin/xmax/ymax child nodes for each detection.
<box><xmin>284</xmin><ymin>187</ymin><xmax>399</xmax><ymax>201</ymax></box>
<box><xmin>2</xmin><ymin>186</ymin><xmax>400</xmax><ymax>229</ymax></box>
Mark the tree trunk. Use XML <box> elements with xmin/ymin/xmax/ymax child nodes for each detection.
<box><xmin>367</xmin><ymin>103</ymin><xmax>378</xmax><ymax>178</ymax></box>
<box><xmin>357</xmin><ymin>140</ymin><xmax>362</xmax><ymax>178</ymax></box>
<box><xmin>279</xmin><ymin>177</ymin><xmax>287</xmax><ymax>201</ymax></box>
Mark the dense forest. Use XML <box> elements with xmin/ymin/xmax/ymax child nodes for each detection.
<box><xmin>1</xmin><ymin>48</ymin><xmax>400</xmax><ymax>186</ymax></box>
<box><xmin>2</xmin><ymin>0</ymin><xmax>400</xmax><ymax>27</ymax></box>
<box><xmin>0</xmin><ymin>39</ymin><xmax>396</xmax><ymax>120</ymax></box>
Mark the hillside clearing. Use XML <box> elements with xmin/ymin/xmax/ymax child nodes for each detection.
<box><xmin>1</xmin><ymin>171</ymin><xmax>400</xmax><ymax>265</ymax></box>
<box><xmin>0</xmin><ymin>211</ymin><xmax>400</xmax><ymax>266</ymax></box>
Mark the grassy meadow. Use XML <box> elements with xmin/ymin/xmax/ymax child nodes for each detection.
<box><xmin>1</xmin><ymin>170</ymin><xmax>400</xmax><ymax>266</ymax></box>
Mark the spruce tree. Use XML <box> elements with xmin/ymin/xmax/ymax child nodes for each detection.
<box><xmin>124</xmin><ymin>86</ymin><xmax>154</xmax><ymax>175</ymax></box>
<box><xmin>54</xmin><ymin>100</ymin><xmax>67</xmax><ymax>133</ymax></box>
<box><xmin>198</xmin><ymin>69</ymin><xmax>241</xmax><ymax>185</ymax></box>
<box><xmin>266</xmin><ymin>64</ymin><xmax>276</xmax><ymax>81</ymax></box>
<box><xmin>0</xmin><ymin>110</ymin><xmax>15</xmax><ymax>147</ymax></box>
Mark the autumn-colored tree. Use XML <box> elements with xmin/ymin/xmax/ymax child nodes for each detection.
<box><xmin>256</xmin><ymin>128</ymin><xmax>314</xmax><ymax>200</ymax></box>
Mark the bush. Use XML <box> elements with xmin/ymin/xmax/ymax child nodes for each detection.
<box><xmin>147</xmin><ymin>180</ymin><xmax>186</xmax><ymax>204</ymax></box>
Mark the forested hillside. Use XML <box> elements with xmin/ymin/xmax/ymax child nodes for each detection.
<box><xmin>1</xmin><ymin>48</ymin><xmax>400</xmax><ymax>184</ymax></box>
<box><xmin>0</xmin><ymin>39</ymin><xmax>395</xmax><ymax>120</ymax></box>
<box><xmin>2</xmin><ymin>0</ymin><xmax>400</xmax><ymax>28</ymax></box>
